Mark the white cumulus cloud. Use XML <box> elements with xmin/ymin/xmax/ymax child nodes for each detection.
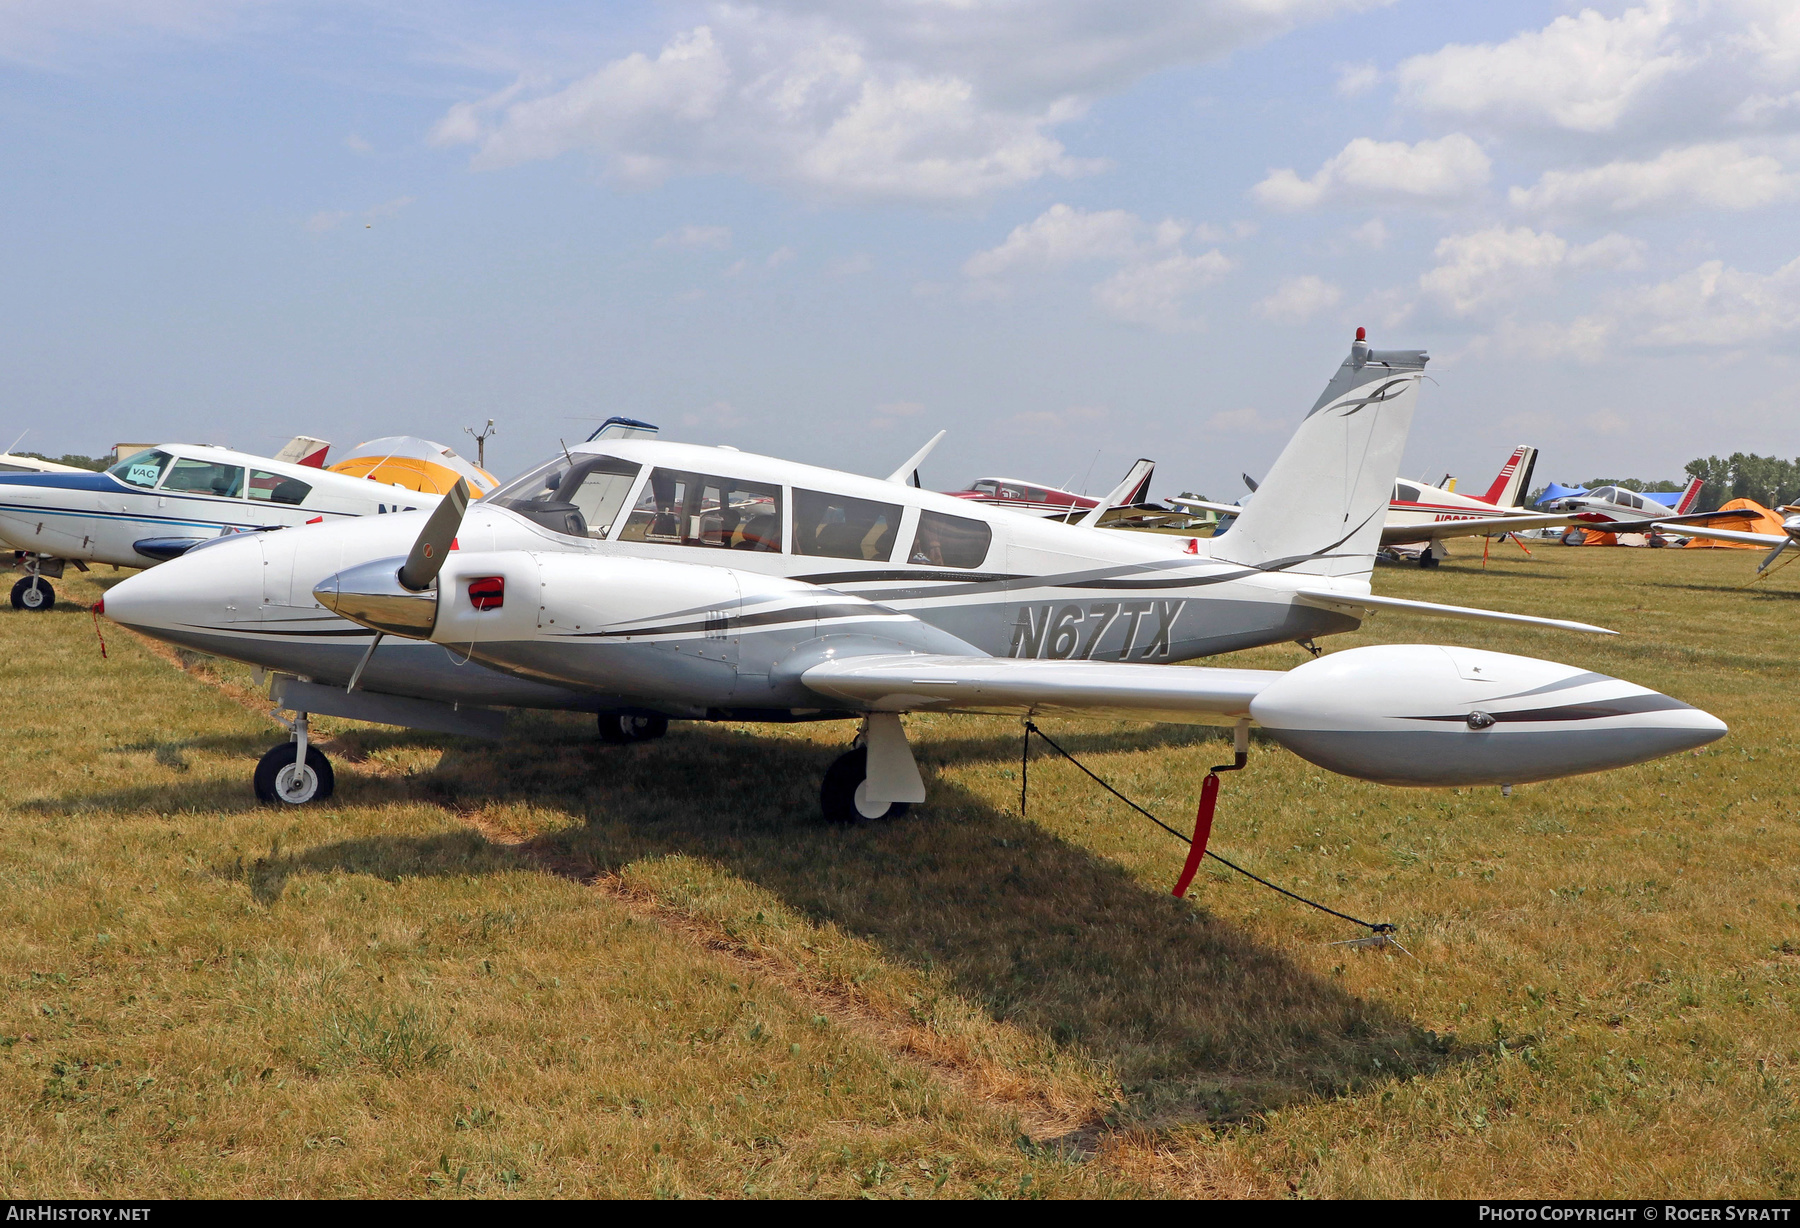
<box><xmin>1510</xmin><ymin>142</ymin><xmax>1800</xmax><ymax>218</ymax></box>
<box><xmin>656</xmin><ymin>224</ymin><xmax>732</xmax><ymax>250</ymax></box>
<box><xmin>1396</xmin><ymin>2</ymin><xmax>1687</xmax><ymax>133</ymax></box>
<box><xmin>1419</xmin><ymin>226</ymin><xmax>1645</xmax><ymax>315</ymax></box>
<box><xmin>1254</xmin><ymin>275</ymin><xmax>1343</xmax><ymax>323</ymax></box>
<box><xmin>1252</xmin><ymin>134</ymin><xmax>1490</xmax><ymax>210</ymax></box>
<box><xmin>428</xmin><ymin>1</ymin><xmax>1387</xmax><ymax>204</ymax></box>
<box><xmin>1093</xmin><ymin>250</ymin><xmax>1232</xmax><ymax>332</ymax></box>
<box><xmin>1623</xmin><ymin>255</ymin><xmax>1800</xmax><ymax>347</ymax></box>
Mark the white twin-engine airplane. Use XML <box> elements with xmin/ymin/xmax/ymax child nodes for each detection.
<box><xmin>0</xmin><ymin>441</ymin><xmax>440</xmax><ymax>612</ymax></box>
<box><xmin>100</xmin><ymin>334</ymin><xmax>1726</xmax><ymax>819</ymax></box>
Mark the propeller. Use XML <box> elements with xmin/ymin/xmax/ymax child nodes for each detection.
<box><xmin>397</xmin><ymin>479</ymin><xmax>470</xmax><ymax>592</ymax></box>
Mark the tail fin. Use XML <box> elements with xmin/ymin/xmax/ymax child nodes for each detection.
<box><xmin>1675</xmin><ymin>475</ymin><xmax>1704</xmax><ymax>515</ymax></box>
<box><xmin>1076</xmin><ymin>458</ymin><xmax>1154</xmax><ymax>527</ymax></box>
<box><xmin>273</xmin><ymin>436</ymin><xmax>331</xmax><ymax>468</ymax></box>
<box><xmin>1479</xmin><ymin>445</ymin><xmax>1537</xmax><ymax>507</ymax></box>
<box><xmin>1211</xmin><ymin>333</ymin><xmax>1427</xmax><ymax>578</ymax></box>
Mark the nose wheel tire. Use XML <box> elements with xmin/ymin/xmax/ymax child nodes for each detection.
<box><xmin>597</xmin><ymin>713</ymin><xmax>669</xmax><ymax>743</ymax></box>
<box><xmin>10</xmin><ymin>576</ymin><xmax>54</xmax><ymax>611</ymax></box>
<box><xmin>820</xmin><ymin>747</ymin><xmax>911</xmax><ymax>824</ymax></box>
<box><xmin>253</xmin><ymin>743</ymin><xmax>336</xmax><ymax>806</ymax></box>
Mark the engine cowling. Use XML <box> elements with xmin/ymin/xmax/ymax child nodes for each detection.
<box><xmin>1248</xmin><ymin>644</ymin><xmax>1726</xmax><ymax>786</ymax></box>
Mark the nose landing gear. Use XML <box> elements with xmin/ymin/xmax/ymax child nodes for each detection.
<box><xmin>10</xmin><ymin>575</ymin><xmax>54</xmax><ymax>611</ymax></box>
<box><xmin>597</xmin><ymin>713</ymin><xmax>670</xmax><ymax>744</ymax></box>
<box><xmin>254</xmin><ymin>711</ymin><xmax>336</xmax><ymax>805</ymax></box>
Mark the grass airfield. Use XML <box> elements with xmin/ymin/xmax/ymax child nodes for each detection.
<box><xmin>0</xmin><ymin>542</ymin><xmax>1796</xmax><ymax>1198</ymax></box>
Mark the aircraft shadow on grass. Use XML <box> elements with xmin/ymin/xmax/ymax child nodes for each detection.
<box><xmin>152</xmin><ymin>719</ymin><xmax>1477</xmax><ymax>1130</ymax></box>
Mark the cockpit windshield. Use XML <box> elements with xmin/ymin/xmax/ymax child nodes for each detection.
<box><xmin>490</xmin><ymin>453</ymin><xmax>644</xmax><ymax>539</ymax></box>
<box><xmin>107</xmin><ymin>449</ymin><xmax>173</xmax><ymax>489</ymax></box>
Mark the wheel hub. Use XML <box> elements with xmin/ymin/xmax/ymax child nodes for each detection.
<box><xmin>275</xmin><ymin>762</ymin><xmax>319</xmax><ymax>804</ymax></box>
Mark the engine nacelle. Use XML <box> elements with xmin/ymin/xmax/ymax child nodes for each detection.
<box><xmin>1248</xmin><ymin>644</ymin><xmax>1726</xmax><ymax>786</ymax></box>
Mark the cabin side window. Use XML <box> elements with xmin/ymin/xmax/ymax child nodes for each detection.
<box><xmin>1395</xmin><ymin>482</ymin><xmax>1421</xmax><ymax>502</ymax></box>
<box><xmin>107</xmin><ymin>449</ymin><xmax>173</xmax><ymax>489</ymax></box>
<box><xmin>618</xmin><ymin>468</ymin><xmax>783</xmax><ymax>551</ymax></box>
<box><xmin>161</xmin><ymin>458</ymin><xmax>245</xmax><ymax>498</ymax></box>
<box><xmin>908</xmin><ymin>509</ymin><xmax>992</xmax><ymax>569</ymax></box>
<box><xmin>248</xmin><ymin>469</ymin><xmax>311</xmax><ymax>505</ymax></box>
<box><xmin>491</xmin><ymin>454</ymin><xmax>645</xmax><ymax>538</ymax></box>
<box><xmin>791</xmin><ymin>489</ymin><xmax>901</xmax><ymax>561</ymax></box>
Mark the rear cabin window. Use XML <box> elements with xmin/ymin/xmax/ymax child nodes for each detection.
<box><xmin>491</xmin><ymin>454</ymin><xmax>644</xmax><ymax>539</ymax></box>
<box><xmin>161</xmin><ymin>458</ymin><xmax>245</xmax><ymax>498</ymax></box>
<box><xmin>909</xmin><ymin>510</ymin><xmax>992</xmax><ymax>569</ymax></box>
<box><xmin>248</xmin><ymin>469</ymin><xmax>311</xmax><ymax>505</ymax></box>
<box><xmin>619</xmin><ymin>468</ymin><xmax>782</xmax><ymax>551</ymax></box>
<box><xmin>1395</xmin><ymin>483</ymin><xmax>1421</xmax><ymax>502</ymax></box>
<box><xmin>792</xmin><ymin>489</ymin><xmax>900</xmax><ymax>561</ymax></box>
<box><xmin>108</xmin><ymin>449</ymin><xmax>173</xmax><ymax>489</ymax></box>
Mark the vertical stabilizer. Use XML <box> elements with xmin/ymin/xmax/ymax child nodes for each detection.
<box><xmin>274</xmin><ymin>436</ymin><xmax>331</xmax><ymax>468</ymax></box>
<box><xmin>1480</xmin><ymin>445</ymin><xmax>1537</xmax><ymax>508</ymax></box>
<box><xmin>1211</xmin><ymin>332</ymin><xmax>1427</xmax><ymax>578</ymax></box>
<box><xmin>1675</xmin><ymin>476</ymin><xmax>1704</xmax><ymax>515</ymax></box>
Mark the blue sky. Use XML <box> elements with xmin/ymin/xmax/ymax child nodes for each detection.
<box><xmin>4</xmin><ymin>1</ymin><xmax>1799</xmax><ymax>499</ymax></box>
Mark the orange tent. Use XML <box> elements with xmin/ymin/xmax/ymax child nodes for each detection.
<box><xmin>1679</xmin><ymin>498</ymin><xmax>1785</xmax><ymax>548</ymax></box>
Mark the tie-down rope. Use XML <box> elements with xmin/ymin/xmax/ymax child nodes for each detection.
<box><xmin>1019</xmin><ymin>720</ymin><xmax>1395</xmax><ymax>937</ymax></box>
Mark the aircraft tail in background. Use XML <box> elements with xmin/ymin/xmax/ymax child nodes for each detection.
<box><xmin>1675</xmin><ymin>475</ymin><xmax>1705</xmax><ymax>514</ymax></box>
<box><xmin>273</xmin><ymin>436</ymin><xmax>331</xmax><ymax>468</ymax></box>
<box><xmin>1210</xmin><ymin>331</ymin><xmax>1427</xmax><ymax>579</ymax></box>
<box><xmin>1479</xmin><ymin>445</ymin><xmax>1538</xmax><ymax>508</ymax></box>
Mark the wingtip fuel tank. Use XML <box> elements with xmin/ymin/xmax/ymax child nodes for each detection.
<box><xmin>1248</xmin><ymin>644</ymin><xmax>1726</xmax><ymax>787</ymax></box>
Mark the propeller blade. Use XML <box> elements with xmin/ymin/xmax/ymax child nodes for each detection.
<box><xmin>1757</xmin><ymin>537</ymin><xmax>1792</xmax><ymax>575</ymax></box>
<box><xmin>1242</xmin><ymin>472</ymin><xmax>1260</xmax><ymax>493</ymax></box>
<box><xmin>397</xmin><ymin>479</ymin><xmax>470</xmax><ymax>592</ymax></box>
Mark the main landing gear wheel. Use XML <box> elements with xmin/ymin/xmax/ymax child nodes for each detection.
<box><xmin>820</xmin><ymin>747</ymin><xmax>910</xmax><ymax>825</ymax></box>
<box><xmin>254</xmin><ymin>743</ymin><xmax>335</xmax><ymax>806</ymax></box>
<box><xmin>597</xmin><ymin>713</ymin><xmax>669</xmax><ymax>744</ymax></box>
<box><xmin>10</xmin><ymin>576</ymin><xmax>54</xmax><ymax>611</ymax></box>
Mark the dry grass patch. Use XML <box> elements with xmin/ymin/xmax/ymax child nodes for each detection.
<box><xmin>0</xmin><ymin>544</ymin><xmax>1795</xmax><ymax>1197</ymax></box>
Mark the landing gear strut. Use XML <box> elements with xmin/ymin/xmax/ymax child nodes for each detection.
<box><xmin>820</xmin><ymin>714</ymin><xmax>926</xmax><ymax>824</ymax></box>
<box><xmin>821</xmin><ymin>747</ymin><xmax>910</xmax><ymax>824</ymax></box>
<box><xmin>597</xmin><ymin>713</ymin><xmax>669</xmax><ymax>743</ymax></box>
<box><xmin>254</xmin><ymin>710</ymin><xmax>335</xmax><ymax>805</ymax></box>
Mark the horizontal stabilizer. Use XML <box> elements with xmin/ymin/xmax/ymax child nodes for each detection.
<box><xmin>1295</xmin><ymin>588</ymin><xmax>1616</xmax><ymax>635</ymax></box>
<box><xmin>802</xmin><ymin>654</ymin><xmax>1277</xmax><ymax>725</ymax></box>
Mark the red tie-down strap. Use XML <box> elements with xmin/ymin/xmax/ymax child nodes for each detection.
<box><xmin>1171</xmin><ymin>771</ymin><xmax>1221</xmax><ymax>898</ymax></box>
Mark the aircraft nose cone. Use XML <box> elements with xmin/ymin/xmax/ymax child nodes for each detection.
<box><xmin>314</xmin><ymin>557</ymin><xmax>438</xmax><ymax>637</ymax></box>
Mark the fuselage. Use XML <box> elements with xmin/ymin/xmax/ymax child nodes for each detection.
<box><xmin>104</xmin><ymin>438</ymin><xmax>1366</xmax><ymax>717</ymax></box>
<box><xmin>0</xmin><ymin>443</ymin><xmax>438</xmax><ymax>568</ymax></box>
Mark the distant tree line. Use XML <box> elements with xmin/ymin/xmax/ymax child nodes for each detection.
<box><xmin>1524</xmin><ymin>453</ymin><xmax>1800</xmax><ymax>512</ymax></box>
<box><xmin>17</xmin><ymin>452</ymin><xmax>107</xmax><ymax>472</ymax></box>
<box><xmin>1683</xmin><ymin>454</ymin><xmax>1800</xmax><ymax>512</ymax></box>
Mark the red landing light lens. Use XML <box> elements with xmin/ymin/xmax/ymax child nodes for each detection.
<box><xmin>467</xmin><ymin>576</ymin><xmax>504</xmax><ymax>611</ymax></box>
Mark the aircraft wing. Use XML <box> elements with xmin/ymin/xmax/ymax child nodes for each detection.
<box><xmin>1589</xmin><ymin>507</ymin><xmax>1761</xmax><ymax>532</ymax></box>
<box><xmin>1166</xmin><ymin>497</ymin><xmax>1242</xmax><ymax>516</ymax></box>
<box><xmin>1380</xmin><ymin>512</ymin><xmax>1578</xmax><ymax>544</ymax></box>
<box><xmin>801</xmin><ymin>654</ymin><xmax>1278</xmax><ymax>725</ymax></box>
<box><xmin>1659</xmin><ymin>523</ymin><xmax>1788</xmax><ymax>547</ymax></box>
<box><xmin>1294</xmin><ymin>588</ymin><xmax>1616</xmax><ymax>635</ymax></box>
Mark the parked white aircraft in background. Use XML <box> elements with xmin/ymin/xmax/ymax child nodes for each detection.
<box><xmin>0</xmin><ymin>441</ymin><xmax>441</xmax><ymax>611</ymax></box>
<box><xmin>1173</xmin><ymin>444</ymin><xmax>1582</xmax><ymax>567</ymax></box>
<box><xmin>102</xmin><ymin>333</ymin><xmax>1724</xmax><ymax>817</ymax></box>
<box><xmin>1660</xmin><ymin>507</ymin><xmax>1800</xmax><ymax>573</ymax></box>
